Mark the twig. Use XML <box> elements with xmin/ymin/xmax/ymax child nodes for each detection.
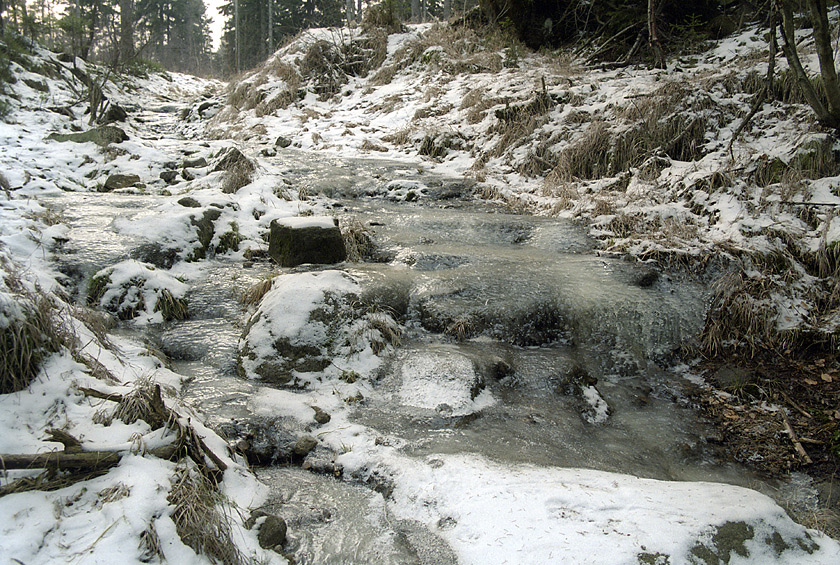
<box><xmin>778</xmin><ymin>389</ymin><xmax>813</xmax><ymax>419</ymax></box>
<box><xmin>781</xmin><ymin>409</ymin><xmax>813</xmax><ymax>464</ymax></box>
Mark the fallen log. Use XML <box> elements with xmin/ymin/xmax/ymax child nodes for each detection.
<box><xmin>0</xmin><ymin>443</ymin><xmax>178</xmax><ymax>471</ymax></box>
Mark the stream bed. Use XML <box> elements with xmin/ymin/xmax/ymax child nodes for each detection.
<box><xmin>46</xmin><ymin>148</ymin><xmax>830</xmax><ymax>563</ymax></box>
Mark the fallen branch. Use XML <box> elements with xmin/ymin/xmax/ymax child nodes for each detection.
<box><xmin>781</xmin><ymin>409</ymin><xmax>813</xmax><ymax>465</ymax></box>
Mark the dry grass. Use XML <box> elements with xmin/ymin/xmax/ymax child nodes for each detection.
<box><xmin>545</xmin><ymin>121</ymin><xmax>611</xmax><ymax>185</ymax></box>
<box><xmin>352</xmin><ymin>310</ymin><xmax>403</xmax><ymax>355</ymax></box>
<box><xmin>168</xmin><ymin>465</ymin><xmax>247</xmax><ymax>565</ymax></box>
<box><xmin>139</xmin><ymin>521</ymin><xmax>164</xmax><ymax>562</ymax></box>
<box><xmin>0</xmin><ymin>272</ymin><xmax>63</xmax><ymax>394</ymax></box>
<box><xmin>341</xmin><ymin>217</ymin><xmax>374</xmax><ymax>262</ymax></box>
<box><xmin>240</xmin><ymin>277</ymin><xmax>275</xmax><ymax>307</ymax></box>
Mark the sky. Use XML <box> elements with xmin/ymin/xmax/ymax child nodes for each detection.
<box><xmin>205</xmin><ymin>0</ymin><xmax>226</xmax><ymax>50</ymax></box>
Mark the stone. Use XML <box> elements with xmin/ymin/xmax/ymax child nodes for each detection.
<box><xmin>293</xmin><ymin>435</ymin><xmax>318</xmax><ymax>457</ymax></box>
<box><xmin>257</xmin><ymin>515</ymin><xmax>287</xmax><ymax>549</ymax></box>
<box><xmin>177</xmin><ymin>196</ymin><xmax>201</xmax><ymax>208</ymax></box>
<box><xmin>160</xmin><ymin>170</ymin><xmax>178</xmax><ymax>184</ymax></box>
<box><xmin>212</xmin><ymin>147</ymin><xmax>255</xmax><ymax>174</ymax></box>
<box><xmin>188</xmin><ymin>208</ymin><xmax>223</xmax><ymax>260</ymax></box>
<box><xmin>275</xmin><ymin>136</ymin><xmax>292</xmax><ymax>148</ymax></box>
<box><xmin>103</xmin><ymin>103</ymin><xmax>128</xmax><ymax>123</ymax></box>
<box><xmin>634</xmin><ymin>268</ymin><xmax>659</xmax><ymax>288</ymax></box>
<box><xmin>312</xmin><ymin>406</ymin><xmax>331</xmax><ymax>425</ymax></box>
<box><xmin>261</xmin><ymin>147</ymin><xmax>277</xmax><ymax>157</ymax></box>
<box><xmin>101</xmin><ymin>173</ymin><xmax>141</xmax><ymax>192</ymax></box>
<box><xmin>48</xmin><ymin>125</ymin><xmax>128</xmax><ymax>146</ymax></box>
<box><xmin>181</xmin><ymin>168</ymin><xmax>195</xmax><ymax>181</ymax></box>
<box><xmin>130</xmin><ymin>243</ymin><xmax>179</xmax><ymax>269</ymax></box>
<box><xmin>268</xmin><ymin>218</ymin><xmax>347</xmax><ymax>267</ymax></box>
<box><xmin>183</xmin><ymin>157</ymin><xmax>207</xmax><ymax>169</ymax></box>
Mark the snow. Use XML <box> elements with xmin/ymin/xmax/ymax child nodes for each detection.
<box><xmin>359</xmin><ymin>453</ymin><xmax>840</xmax><ymax>565</ymax></box>
<box><xmin>1</xmin><ymin>16</ymin><xmax>840</xmax><ymax>565</ymax></box>
<box><xmin>275</xmin><ymin>216</ymin><xmax>338</xmax><ymax>229</ymax></box>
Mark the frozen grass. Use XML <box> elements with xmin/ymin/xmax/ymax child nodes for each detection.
<box><xmin>168</xmin><ymin>465</ymin><xmax>248</xmax><ymax>565</ymax></box>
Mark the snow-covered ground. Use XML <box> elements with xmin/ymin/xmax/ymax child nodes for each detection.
<box><xmin>1</xmin><ymin>20</ymin><xmax>840</xmax><ymax>565</ymax></box>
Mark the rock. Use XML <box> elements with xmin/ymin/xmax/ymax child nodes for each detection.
<box><xmin>398</xmin><ymin>349</ymin><xmax>487</xmax><ymax>415</ymax></box>
<box><xmin>177</xmin><ymin>196</ymin><xmax>201</xmax><ymax>208</ymax></box>
<box><xmin>197</xmin><ymin>101</ymin><xmax>215</xmax><ymax>115</ymax></box>
<box><xmin>163</xmin><ymin>160</ymin><xmax>178</xmax><ymax>170</ymax></box>
<box><xmin>293</xmin><ymin>435</ymin><xmax>318</xmax><ymax>457</ymax></box>
<box><xmin>160</xmin><ymin>170</ymin><xmax>178</xmax><ymax>184</ymax></box>
<box><xmin>261</xmin><ymin>147</ymin><xmax>277</xmax><ymax>157</ymax></box>
<box><xmin>312</xmin><ymin>406</ymin><xmax>331</xmax><ymax>424</ymax></box>
<box><xmin>257</xmin><ymin>515</ymin><xmax>288</xmax><ymax>549</ymax></box>
<box><xmin>183</xmin><ymin>157</ymin><xmax>207</xmax><ymax>169</ymax></box>
<box><xmin>130</xmin><ymin>243</ymin><xmax>179</xmax><ymax>269</ymax></box>
<box><xmin>268</xmin><ymin>217</ymin><xmax>347</xmax><ymax>267</ymax></box>
<box><xmin>712</xmin><ymin>366</ymin><xmax>757</xmax><ymax>395</ymax></box>
<box><xmin>181</xmin><ymin>168</ymin><xmax>195</xmax><ymax>181</ymax></box>
<box><xmin>188</xmin><ymin>208</ymin><xmax>222</xmax><ymax>261</ymax></box>
<box><xmin>101</xmin><ymin>173</ymin><xmax>141</xmax><ymax>192</ymax></box>
<box><xmin>275</xmin><ymin>136</ymin><xmax>292</xmax><ymax>148</ymax></box>
<box><xmin>102</xmin><ymin>103</ymin><xmax>128</xmax><ymax>123</ymax></box>
<box><xmin>217</xmin><ymin>418</ymin><xmax>297</xmax><ymax>465</ymax></box>
<box><xmin>48</xmin><ymin>125</ymin><xmax>128</xmax><ymax>146</ymax></box>
<box><xmin>213</xmin><ymin>147</ymin><xmax>254</xmax><ymax>174</ymax></box>
<box><xmin>634</xmin><ymin>268</ymin><xmax>659</xmax><ymax>288</ymax></box>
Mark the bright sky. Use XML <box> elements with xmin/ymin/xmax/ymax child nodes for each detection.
<box><xmin>205</xmin><ymin>0</ymin><xmax>226</xmax><ymax>50</ymax></box>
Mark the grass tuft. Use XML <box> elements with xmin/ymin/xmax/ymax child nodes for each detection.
<box><xmin>168</xmin><ymin>465</ymin><xmax>247</xmax><ymax>565</ymax></box>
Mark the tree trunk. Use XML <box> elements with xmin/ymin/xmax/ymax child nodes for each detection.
<box><xmin>444</xmin><ymin>0</ymin><xmax>451</xmax><ymax>20</ymax></box>
<box><xmin>776</xmin><ymin>0</ymin><xmax>836</xmax><ymax>126</ymax></box>
<box><xmin>346</xmin><ymin>0</ymin><xmax>355</xmax><ymax>24</ymax></box>
<box><xmin>119</xmin><ymin>0</ymin><xmax>134</xmax><ymax>65</ymax></box>
<box><xmin>805</xmin><ymin>0</ymin><xmax>840</xmax><ymax>123</ymax></box>
<box><xmin>648</xmin><ymin>0</ymin><xmax>665</xmax><ymax>69</ymax></box>
<box><xmin>411</xmin><ymin>0</ymin><xmax>420</xmax><ymax>23</ymax></box>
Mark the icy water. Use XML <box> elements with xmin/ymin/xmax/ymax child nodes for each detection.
<box><xmin>47</xmin><ymin>148</ymin><xmax>812</xmax><ymax>563</ymax></box>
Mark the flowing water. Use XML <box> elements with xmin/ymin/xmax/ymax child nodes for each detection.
<box><xmin>43</xmin><ymin>107</ymin><xmax>811</xmax><ymax>562</ymax></box>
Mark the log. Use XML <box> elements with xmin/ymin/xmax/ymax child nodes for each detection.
<box><xmin>0</xmin><ymin>443</ymin><xmax>178</xmax><ymax>471</ymax></box>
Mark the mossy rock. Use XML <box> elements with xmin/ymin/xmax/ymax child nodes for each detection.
<box><xmin>268</xmin><ymin>220</ymin><xmax>347</xmax><ymax>267</ymax></box>
<box><xmin>48</xmin><ymin>125</ymin><xmax>128</xmax><ymax>146</ymax></box>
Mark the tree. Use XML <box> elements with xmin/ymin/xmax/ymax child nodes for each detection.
<box><xmin>118</xmin><ymin>0</ymin><xmax>134</xmax><ymax>64</ymax></box>
<box><xmin>776</xmin><ymin>0</ymin><xmax>840</xmax><ymax>128</ymax></box>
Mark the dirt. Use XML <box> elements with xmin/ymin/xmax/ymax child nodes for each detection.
<box><xmin>688</xmin><ymin>348</ymin><xmax>840</xmax><ymax>538</ymax></box>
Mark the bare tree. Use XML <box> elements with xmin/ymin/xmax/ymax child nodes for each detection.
<box><xmin>648</xmin><ymin>0</ymin><xmax>665</xmax><ymax>69</ymax></box>
<box><xmin>776</xmin><ymin>0</ymin><xmax>840</xmax><ymax>128</ymax></box>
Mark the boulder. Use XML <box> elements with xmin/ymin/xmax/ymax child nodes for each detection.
<box><xmin>293</xmin><ymin>435</ymin><xmax>318</xmax><ymax>457</ymax></box>
<box><xmin>48</xmin><ymin>125</ymin><xmax>128</xmax><ymax>146</ymax></box>
<box><xmin>212</xmin><ymin>147</ymin><xmax>254</xmax><ymax>174</ymax></box>
<box><xmin>102</xmin><ymin>103</ymin><xmax>128</xmax><ymax>123</ymax></box>
<box><xmin>257</xmin><ymin>515</ymin><xmax>287</xmax><ymax>550</ymax></box>
<box><xmin>101</xmin><ymin>173</ymin><xmax>141</xmax><ymax>192</ymax></box>
<box><xmin>268</xmin><ymin>217</ymin><xmax>346</xmax><ymax>267</ymax></box>
<box><xmin>177</xmin><ymin>196</ymin><xmax>201</xmax><ymax>208</ymax></box>
<box><xmin>312</xmin><ymin>406</ymin><xmax>331</xmax><ymax>425</ymax></box>
<box><xmin>160</xmin><ymin>170</ymin><xmax>178</xmax><ymax>184</ymax></box>
<box><xmin>188</xmin><ymin>208</ymin><xmax>222</xmax><ymax>261</ymax></box>
<box><xmin>398</xmin><ymin>349</ymin><xmax>487</xmax><ymax>416</ymax></box>
<box><xmin>183</xmin><ymin>157</ymin><xmax>207</xmax><ymax>169</ymax></box>
<box><xmin>275</xmin><ymin>136</ymin><xmax>292</xmax><ymax>148</ymax></box>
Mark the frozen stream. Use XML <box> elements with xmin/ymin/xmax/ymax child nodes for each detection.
<box><xmin>44</xmin><ymin>148</ymin><xmax>827</xmax><ymax>563</ymax></box>
<box><xmin>28</xmin><ymin>88</ymin><xmax>836</xmax><ymax>562</ymax></box>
